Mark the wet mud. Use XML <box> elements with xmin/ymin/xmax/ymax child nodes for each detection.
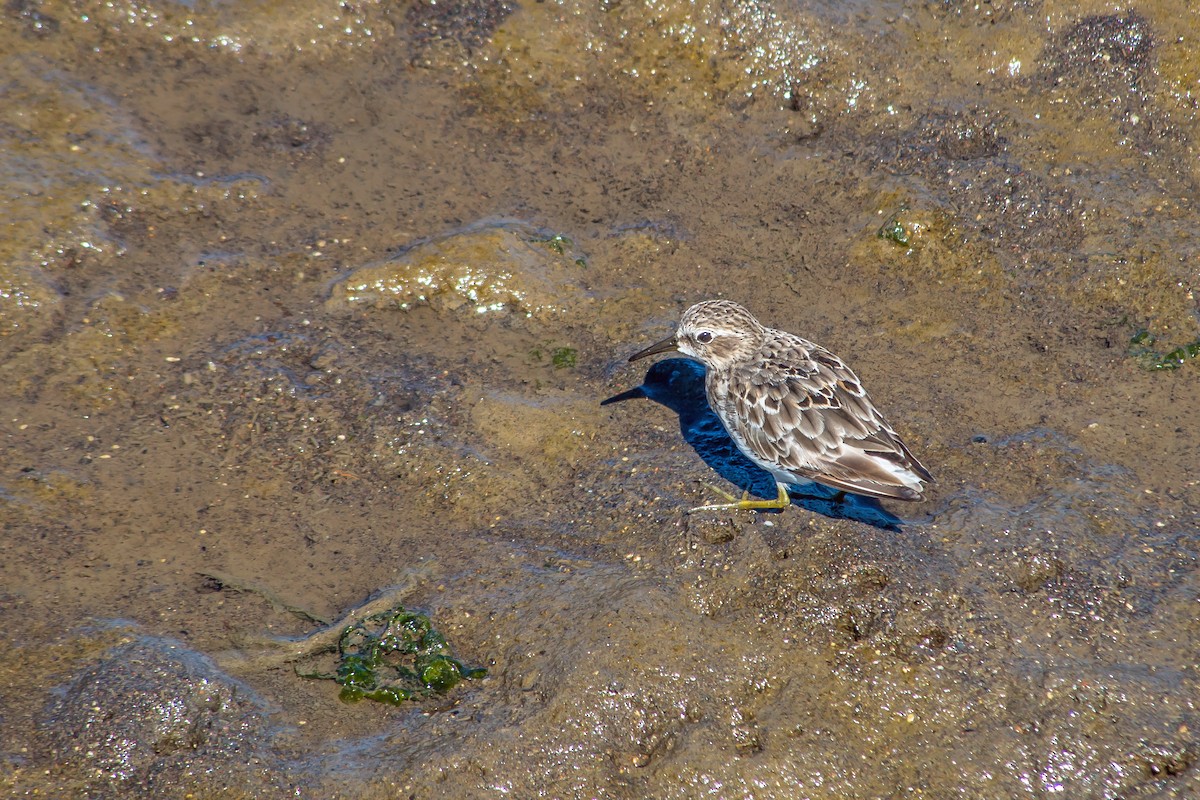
<box><xmin>2</xmin><ymin>0</ymin><xmax>1199</xmax><ymax>797</ymax></box>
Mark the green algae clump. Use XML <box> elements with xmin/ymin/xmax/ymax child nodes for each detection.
<box><xmin>306</xmin><ymin>607</ymin><xmax>486</xmax><ymax>706</ymax></box>
<box><xmin>1128</xmin><ymin>330</ymin><xmax>1200</xmax><ymax>371</ymax></box>
<box><xmin>551</xmin><ymin>347</ymin><xmax>578</xmax><ymax>369</ymax></box>
<box><xmin>877</xmin><ymin>212</ymin><xmax>911</xmax><ymax>247</ymax></box>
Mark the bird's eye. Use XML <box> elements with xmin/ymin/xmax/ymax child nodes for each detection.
<box><xmin>696</xmin><ymin>331</ymin><xmax>713</xmax><ymax>344</ymax></box>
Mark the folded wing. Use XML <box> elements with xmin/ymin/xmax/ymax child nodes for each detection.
<box><xmin>727</xmin><ymin>341</ymin><xmax>933</xmax><ymax>501</ymax></box>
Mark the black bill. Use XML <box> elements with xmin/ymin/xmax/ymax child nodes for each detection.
<box><xmin>628</xmin><ymin>335</ymin><xmax>678</xmax><ymax>362</ymax></box>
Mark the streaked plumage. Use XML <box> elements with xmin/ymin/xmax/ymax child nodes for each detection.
<box><xmin>627</xmin><ymin>300</ymin><xmax>932</xmax><ymax>511</ymax></box>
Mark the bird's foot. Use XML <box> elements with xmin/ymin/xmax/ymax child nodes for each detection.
<box><xmin>689</xmin><ymin>482</ymin><xmax>790</xmax><ymax>513</ymax></box>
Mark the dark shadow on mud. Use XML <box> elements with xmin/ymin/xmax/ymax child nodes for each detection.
<box><xmin>603</xmin><ymin>358</ymin><xmax>906</xmax><ymax>532</ymax></box>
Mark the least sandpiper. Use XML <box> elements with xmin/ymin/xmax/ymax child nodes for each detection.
<box><xmin>626</xmin><ymin>300</ymin><xmax>932</xmax><ymax>511</ymax></box>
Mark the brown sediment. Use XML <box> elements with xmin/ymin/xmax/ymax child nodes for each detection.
<box><xmin>2</xmin><ymin>1</ymin><xmax>1199</xmax><ymax>798</ymax></box>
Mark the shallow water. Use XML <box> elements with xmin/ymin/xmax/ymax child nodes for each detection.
<box><xmin>2</xmin><ymin>0</ymin><xmax>1199</xmax><ymax>797</ymax></box>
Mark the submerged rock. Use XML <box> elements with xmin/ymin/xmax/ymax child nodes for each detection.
<box><xmin>36</xmin><ymin>635</ymin><xmax>292</xmax><ymax>797</ymax></box>
<box><xmin>327</xmin><ymin>220</ymin><xmax>590</xmax><ymax>318</ymax></box>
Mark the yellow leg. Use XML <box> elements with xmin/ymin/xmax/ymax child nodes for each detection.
<box><xmin>689</xmin><ymin>481</ymin><xmax>791</xmax><ymax>513</ymax></box>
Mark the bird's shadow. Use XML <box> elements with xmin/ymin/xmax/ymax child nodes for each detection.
<box><xmin>602</xmin><ymin>358</ymin><xmax>906</xmax><ymax>532</ymax></box>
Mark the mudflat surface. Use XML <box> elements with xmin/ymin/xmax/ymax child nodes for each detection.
<box><xmin>2</xmin><ymin>1</ymin><xmax>1198</xmax><ymax>797</ymax></box>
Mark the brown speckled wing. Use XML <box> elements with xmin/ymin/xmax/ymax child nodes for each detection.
<box><xmin>721</xmin><ymin>332</ymin><xmax>932</xmax><ymax>500</ymax></box>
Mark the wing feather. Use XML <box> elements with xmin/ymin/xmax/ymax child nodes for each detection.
<box><xmin>717</xmin><ymin>333</ymin><xmax>933</xmax><ymax>501</ymax></box>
